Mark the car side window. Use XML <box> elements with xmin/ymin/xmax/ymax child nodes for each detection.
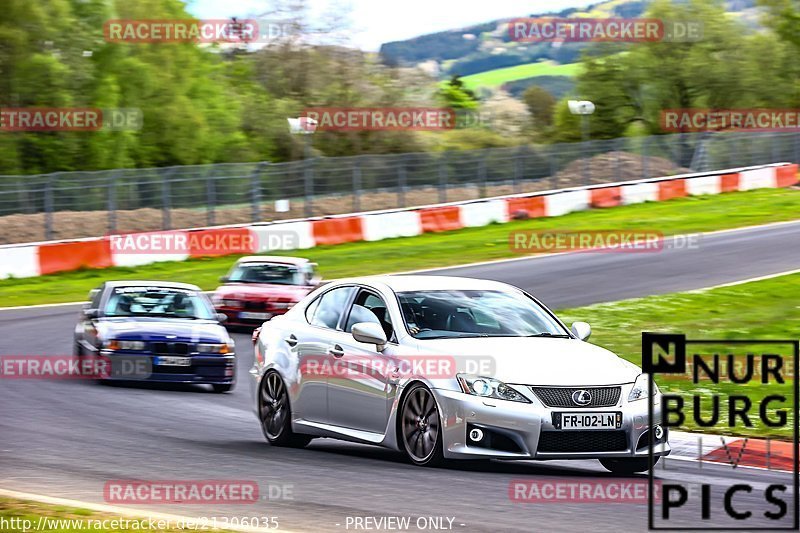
<box><xmin>304</xmin><ymin>297</ymin><xmax>321</xmax><ymax>323</ymax></box>
<box><xmin>89</xmin><ymin>288</ymin><xmax>102</xmax><ymax>309</ymax></box>
<box><xmin>345</xmin><ymin>290</ymin><xmax>395</xmax><ymax>342</ymax></box>
<box><xmin>309</xmin><ymin>286</ymin><xmax>355</xmax><ymax>330</ymax></box>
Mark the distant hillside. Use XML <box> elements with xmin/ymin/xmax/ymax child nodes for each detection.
<box><xmin>380</xmin><ymin>0</ymin><xmax>760</xmax><ymax>84</ymax></box>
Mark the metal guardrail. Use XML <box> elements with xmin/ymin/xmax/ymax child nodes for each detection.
<box><xmin>0</xmin><ymin>130</ymin><xmax>798</xmax><ymax>242</ymax></box>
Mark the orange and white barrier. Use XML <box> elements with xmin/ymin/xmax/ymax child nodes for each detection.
<box><xmin>0</xmin><ymin>162</ymin><xmax>795</xmax><ymax>279</ymax></box>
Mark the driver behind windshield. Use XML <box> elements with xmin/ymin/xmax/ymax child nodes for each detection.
<box><xmin>104</xmin><ymin>287</ymin><xmax>215</xmax><ymax>319</ymax></box>
<box><xmin>228</xmin><ymin>263</ymin><xmax>305</xmax><ymax>285</ymax></box>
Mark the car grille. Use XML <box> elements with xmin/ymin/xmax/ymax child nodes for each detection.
<box><xmin>150</xmin><ymin>342</ymin><xmax>191</xmax><ymax>355</ymax></box>
<box><xmin>244</xmin><ymin>301</ymin><xmax>265</xmax><ymax>311</ymax></box>
<box><xmin>538</xmin><ymin>431</ymin><xmax>628</xmax><ymax>453</ymax></box>
<box><xmin>530</xmin><ymin>386</ymin><xmax>621</xmax><ymax>408</ymax></box>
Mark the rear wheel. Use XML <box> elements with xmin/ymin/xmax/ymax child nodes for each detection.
<box><xmin>259</xmin><ymin>371</ymin><xmax>311</xmax><ymax>447</ymax></box>
<box><xmin>600</xmin><ymin>457</ymin><xmax>659</xmax><ymax>474</ymax></box>
<box><xmin>400</xmin><ymin>384</ymin><xmax>445</xmax><ymax>466</ymax></box>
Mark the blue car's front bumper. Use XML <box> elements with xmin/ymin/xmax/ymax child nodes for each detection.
<box><xmin>97</xmin><ymin>351</ymin><xmax>236</xmax><ymax>384</ymax></box>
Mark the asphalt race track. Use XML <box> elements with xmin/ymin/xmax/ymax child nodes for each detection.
<box><xmin>1</xmin><ymin>222</ymin><xmax>798</xmax><ymax>532</ymax></box>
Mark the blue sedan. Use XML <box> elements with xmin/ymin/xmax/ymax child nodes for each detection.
<box><xmin>73</xmin><ymin>281</ymin><xmax>236</xmax><ymax>393</ymax></box>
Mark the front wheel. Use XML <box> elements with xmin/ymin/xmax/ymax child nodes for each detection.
<box><xmin>259</xmin><ymin>371</ymin><xmax>311</xmax><ymax>448</ymax></box>
<box><xmin>212</xmin><ymin>383</ymin><xmax>235</xmax><ymax>393</ymax></box>
<box><xmin>600</xmin><ymin>457</ymin><xmax>659</xmax><ymax>474</ymax></box>
<box><xmin>400</xmin><ymin>384</ymin><xmax>445</xmax><ymax>466</ymax></box>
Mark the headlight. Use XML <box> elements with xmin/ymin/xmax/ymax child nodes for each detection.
<box><xmin>105</xmin><ymin>340</ymin><xmax>145</xmax><ymax>351</ymax></box>
<box><xmin>197</xmin><ymin>343</ymin><xmax>231</xmax><ymax>354</ymax></box>
<box><xmin>628</xmin><ymin>373</ymin><xmax>660</xmax><ymax>402</ymax></box>
<box><xmin>457</xmin><ymin>374</ymin><xmax>530</xmax><ymax>403</ymax></box>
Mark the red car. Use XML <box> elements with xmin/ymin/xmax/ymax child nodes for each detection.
<box><xmin>212</xmin><ymin>256</ymin><xmax>321</xmax><ymax>328</ymax></box>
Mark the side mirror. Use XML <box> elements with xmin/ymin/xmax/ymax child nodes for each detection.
<box><xmin>352</xmin><ymin>322</ymin><xmax>387</xmax><ymax>351</ymax></box>
<box><xmin>571</xmin><ymin>321</ymin><xmax>591</xmax><ymax>341</ymax></box>
<box><xmin>84</xmin><ymin>308</ymin><xmax>99</xmax><ymax>319</ymax></box>
<box><xmin>219</xmin><ymin>276</ymin><xmax>229</xmax><ymax>283</ymax></box>
<box><xmin>216</xmin><ymin>313</ymin><xmax>228</xmax><ymax>323</ymax></box>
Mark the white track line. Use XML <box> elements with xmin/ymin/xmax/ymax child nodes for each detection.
<box><xmin>1</xmin><ymin>219</ymin><xmax>798</xmax><ymax>312</ymax></box>
<box><xmin>0</xmin><ymin>488</ymin><xmax>295</xmax><ymax>532</ymax></box>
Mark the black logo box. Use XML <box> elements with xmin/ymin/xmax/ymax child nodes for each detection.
<box><xmin>643</xmin><ymin>333</ymin><xmax>799</xmax><ymax>531</ymax></box>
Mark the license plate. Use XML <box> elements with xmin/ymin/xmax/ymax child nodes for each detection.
<box><xmin>155</xmin><ymin>356</ymin><xmax>191</xmax><ymax>367</ymax></box>
<box><xmin>239</xmin><ymin>312</ymin><xmax>271</xmax><ymax>320</ymax></box>
<box><xmin>554</xmin><ymin>412</ymin><xmax>621</xmax><ymax>430</ymax></box>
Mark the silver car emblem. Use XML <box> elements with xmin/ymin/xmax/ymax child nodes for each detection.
<box><xmin>571</xmin><ymin>389</ymin><xmax>592</xmax><ymax>406</ymax></box>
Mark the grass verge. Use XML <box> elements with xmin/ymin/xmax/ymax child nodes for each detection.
<box><xmin>459</xmin><ymin>60</ymin><xmax>582</xmax><ymax>90</ymax></box>
<box><xmin>1</xmin><ymin>188</ymin><xmax>798</xmax><ymax>308</ymax></box>
<box><xmin>0</xmin><ymin>497</ymin><xmax>235</xmax><ymax>532</ymax></box>
<box><xmin>560</xmin><ymin>272</ymin><xmax>800</xmax><ymax>440</ymax></box>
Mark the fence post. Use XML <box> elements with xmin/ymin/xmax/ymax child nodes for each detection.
<box><xmin>549</xmin><ymin>144</ymin><xmax>558</xmax><ymax>187</ymax></box>
<box><xmin>44</xmin><ymin>173</ymin><xmax>54</xmax><ymax>241</ymax></box>
<box><xmin>398</xmin><ymin>157</ymin><xmax>407</xmax><ymax>208</ymax></box>
<box><xmin>616</xmin><ymin>139</ymin><xmax>622</xmax><ymax>181</ymax></box>
<box><xmin>251</xmin><ymin>162</ymin><xmax>265</xmax><ymax>222</ymax></box>
<box><xmin>794</xmin><ymin>131</ymin><xmax>800</xmax><ymax>165</ymax></box>
<box><xmin>478</xmin><ymin>156</ymin><xmax>487</xmax><ymax>199</ymax></box>
<box><xmin>352</xmin><ymin>158</ymin><xmax>361</xmax><ymax>213</ymax></box>
<box><xmin>438</xmin><ymin>153</ymin><xmax>447</xmax><ymax>204</ymax></box>
<box><xmin>642</xmin><ymin>137</ymin><xmax>648</xmax><ymax>180</ymax></box>
<box><xmin>513</xmin><ymin>146</ymin><xmax>522</xmax><ymax>193</ymax></box>
<box><xmin>304</xmin><ymin>154</ymin><xmax>313</xmax><ymax>218</ymax></box>
<box><xmin>206</xmin><ymin>170</ymin><xmax>216</xmax><ymax>227</ymax></box>
<box><xmin>161</xmin><ymin>169</ymin><xmax>171</xmax><ymax>230</ymax></box>
<box><xmin>107</xmin><ymin>173</ymin><xmax>116</xmax><ymax>234</ymax></box>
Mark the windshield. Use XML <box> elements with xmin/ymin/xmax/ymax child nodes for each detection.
<box><xmin>104</xmin><ymin>286</ymin><xmax>216</xmax><ymax>320</ymax></box>
<box><xmin>397</xmin><ymin>290</ymin><xmax>570</xmax><ymax>339</ymax></box>
<box><xmin>227</xmin><ymin>263</ymin><xmax>309</xmax><ymax>285</ymax></box>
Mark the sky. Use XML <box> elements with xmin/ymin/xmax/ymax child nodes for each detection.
<box><xmin>187</xmin><ymin>0</ymin><xmax>600</xmax><ymax>51</ymax></box>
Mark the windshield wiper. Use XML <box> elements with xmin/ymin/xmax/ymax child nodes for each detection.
<box><xmin>526</xmin><ymin>333</ymin><xmax>571</xmax><ymax>338</ymax></box>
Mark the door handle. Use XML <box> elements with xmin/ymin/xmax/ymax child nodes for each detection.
<box><xmin>328</xmin><ymin>344</ymin><xmax>344</xmax><ymax>358</ymax></box>
<box><xmin>284</xmin><ymin>334</ymin><xmax>298</xmax><ymax>347</ymax></box>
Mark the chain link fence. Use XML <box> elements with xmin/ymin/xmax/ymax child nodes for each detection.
<box><xmin>1</xmin><ymin>130</ymin><xmax>798</xmax><ymax>244</ymax></box>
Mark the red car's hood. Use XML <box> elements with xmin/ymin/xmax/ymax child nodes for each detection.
<box><xmin>214</xmin><ymin>283</ymin><xmax>313</xmax><ymax>300</ymax></box>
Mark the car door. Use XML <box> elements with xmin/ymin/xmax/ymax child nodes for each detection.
<box><xmin>326</xmin><ymin>287</ymin><xmax>399</xmax><ymax>434</ymax></box>
<box><xmin>290</xmin><ymin>285</ymin><xmax>356</xmax><ymax>425</ymax></box>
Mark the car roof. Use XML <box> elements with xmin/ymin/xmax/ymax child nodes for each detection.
<box><xmin>235</xmin><ymin>256</ymin><xmax>310</xmax><ymax>266</ymax></box>
<box><xmin>334</xmin><ymin>275</ymin><xmax>517</xmax><ymax>293</ymax></box>
<box><xmin>103</xmin><ymin>280</ymin><xmax>202</xmax><ymax>291</ymax></box>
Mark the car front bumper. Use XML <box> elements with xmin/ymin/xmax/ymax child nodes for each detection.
<box><xmin>433</xmin><ymin>387</ymin><xmax>670</xmax><ymax>460</ymax></box>
<box><xmin>96</xmin><ymin>351</ymin><xmax>236</xmax><ymax>384</ymax></box>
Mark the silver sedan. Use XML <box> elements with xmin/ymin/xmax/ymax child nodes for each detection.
<box><xmin>249</xmin><ymin>275</ymin><xmax>670</xmax><ymax>472</ymax></box>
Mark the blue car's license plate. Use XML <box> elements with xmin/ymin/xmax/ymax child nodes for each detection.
<box><xmin>154</xmin><ymin>356</ymin><xmax>191</xmax><ymax>367</ymax></box>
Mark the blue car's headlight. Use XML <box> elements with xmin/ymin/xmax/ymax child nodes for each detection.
<box><xmin>457</xmin><ymin>374</ymin><xmax>530</xmax><ymax>403</ymax></box>
<box><xmin>197</xmin><ymin>342</ymin><xmax>233</xmax><ymax>354</ymax></box>
<box><xmin>105</xmin><ymin>340</ymin><xmax>145</xmax><ymax>351</ymax></box>
<box><xmin>628</xmin><ymin>373</ymin><xmax>660</xmax><ymax>402</ymax></box>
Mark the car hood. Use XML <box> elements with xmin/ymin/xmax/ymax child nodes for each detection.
<box><xmin>414</xmin><ymin>336</ymin><xmax>640</xmax><ymax>386</ymax></box>
<box><xmin>98</xmin><ymin>318</ymin><xmax>229</xmax><ymax>343</ymax></box>
<box><xmin>215</xmin><ymin>283</ymin><xmax>312</xmax><ymax>300</ymax></box>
